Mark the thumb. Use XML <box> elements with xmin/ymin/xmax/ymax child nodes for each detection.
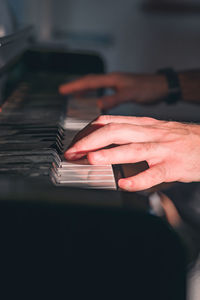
<box><xmin>118</xmin><ymin>164</ymin><xmax>166</xmax><ymax>191</ymax></box>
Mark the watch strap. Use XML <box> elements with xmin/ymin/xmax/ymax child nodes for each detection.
<box><xmin>157</xmin><ymin>68</ymin><xmax>182</xmax><ymax>104</ymax></box>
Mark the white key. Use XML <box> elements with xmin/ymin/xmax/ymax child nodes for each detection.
<box><xmin>53</xmin><ymin>96</ymin><xmax>117</xmax><ymax>190</ymax></box>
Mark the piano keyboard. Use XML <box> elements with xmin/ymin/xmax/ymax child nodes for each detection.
<box><xmin>0</xmin><ymin>73</ymin><xmax>117</xmax><ymax>190</ymax></box>
<box><xmin>51</xmin><ymin>95</ymin><xmax>117</xmax><ymax>190</ymax></box>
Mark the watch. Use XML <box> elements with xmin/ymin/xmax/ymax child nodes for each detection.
<box><xmin>157</xmin><ymin>68</ymin><xmax>182</xmax><ymax>104</ymax></box>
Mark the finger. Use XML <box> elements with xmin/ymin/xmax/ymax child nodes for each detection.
<box><xmin>67</xmin><ymin>123</ymin><xmax>103</xmax><ymax>148</ymax></box>
<box><xmin>67</xmin><ymin>115</ymin><xmax>160</xmax><ymax>150</ymax></box>
<box><xmin>65</xmin><ymin>123</ymin><xmax>124</xmax><ymax>160</ymax></box>
<box><xmin>65</xmin><ymin>123</ymin><xmax>165</xmax><ymax>160</ymax></box>
<box><xmin>87</xmin><ymin>143</ymin><xmax>162</xmax><ymax>165</ymax></box>
<box><xmin>93</xmin><ymin>115</ymin><xmax>161</xmax><ymax>126</ymax></box>
<box><xmin>59</xmin><ymin>74</ymin><xmax>116</xmax><ymax>95</ymax></box>
<box><xmin>118</xmin><ymin>163</ymin><xmax>166</xmax><ymax>191</ymax></box>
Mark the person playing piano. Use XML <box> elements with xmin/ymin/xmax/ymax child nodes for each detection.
<box><xmin>59</xmin><ymin>70</ymin><xmax>200</xmax><ymax>192</ymax></box>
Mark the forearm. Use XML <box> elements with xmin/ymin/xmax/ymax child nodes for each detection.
<box><xmin>178</xmin><ymin>70</ymin><xmax>200</xmax><ymax>103</ymax></box>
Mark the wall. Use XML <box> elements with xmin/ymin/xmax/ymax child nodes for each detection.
<box><xmin>5</xmin><ymin>0</ymin><xmax>200</xmax><ymax>122</ymax></box>
<box><xmin>7</xmin><ymin>0</ymin><xmax>200</xmax><ymax>73</ymax></box>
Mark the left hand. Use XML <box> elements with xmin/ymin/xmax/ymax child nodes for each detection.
<box><xmin>59</xmin><ymin>72</ymin><xmax>167</xmax><ymax>110</ymax></box>
<box><xmin>65</xmin><ymin>115</ymin><xmax>200</xmax><ymax>191</ymax></box>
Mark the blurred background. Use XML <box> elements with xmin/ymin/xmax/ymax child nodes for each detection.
<box><xmin>6</xmin><ymin>0</ymin><xmax>200</xmax><ymax>73</ymax></box>
<box><xmin>1</xmin><ymin>1</ymin><xmax>200</xmax><ymax>299</ymax></box>
<box><xmin>5</xmin><ymin>0</ymin><xmax>200</xmax><ymax>122</ymax></box>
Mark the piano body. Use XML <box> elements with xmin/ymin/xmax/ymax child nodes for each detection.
<box><xmin>0</xmin><ymin>28</ymin><xmax>186</xmax><ymax>299</ymax></box>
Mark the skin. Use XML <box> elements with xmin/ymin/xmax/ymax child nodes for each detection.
<box><xmin>59</xmin><ymin>72</ymin><xmax>168</xmax><ymax>110</ymax></box>
<box><xmin>65</xmin><ymin>115</ymin><xmax>200</xmax><ymax>191</ymax></box>
<box><xmin>59</xmin><ymin>70</ymin><xmax>200</xmax><ymax>109</ymax></box>
<box><xmin>60</xmin><ymin>70</ymin><xmax>200</xmax><ymax>191</ymax></box>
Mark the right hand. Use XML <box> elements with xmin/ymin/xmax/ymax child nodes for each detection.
<box><xmin>65</xmin><ymin>115</ymin><xmax>200</xmax><ymax>191</ymax></box>
<box><xmin>59</xmin><ymin>72</ymin><xmax>168</xmax><ymax>110</ymax></box>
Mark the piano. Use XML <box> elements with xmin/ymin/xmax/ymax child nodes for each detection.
<box><xmin>0</xmin><ymin>27</ymin><xmax>186</xmax><ymax>299</ymax></box>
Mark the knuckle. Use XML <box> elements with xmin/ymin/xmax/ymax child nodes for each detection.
<box><xmin>155</xmin><ymin>164</ymin><xmax>166</xmax><ymax>180</ymax></box>
<box><xmin>107</xmin><ymin>122</ymin><xmax>119</xmax><ymax>132</ymax></box>
<box><xmin>132</xmin><ymin>142</ymin><xmax>154</xmax><ymax>154</ymax></box>
<box><xmin>142</xmin><ymin>117</ymin><xmax>158</xmax><ymax>123</ymax></box>
<box><xmin>167</xmin><ymin>120</ymin><xmax>178</xmax><ymax>127</ymax></box>
<box><xmin>95</xmin><ymin>115</ymin><xmax>112</xmax><ymax>124</ymax></box>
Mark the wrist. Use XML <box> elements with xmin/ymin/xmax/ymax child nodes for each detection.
<box><xmin>155</xmin><ymin>74</ymin><xmax>169</xmax><ymax>99</ymax></box>
<box><xmin>178</xmin><ymin>71</ymin><xmax>200</xmax><ymax>103</ymax></box>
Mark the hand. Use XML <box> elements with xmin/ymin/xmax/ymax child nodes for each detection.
<box><xmin>65</xmin><ymin>115</ymin><xmax>200</xmax><ymax>191</ymax></box>
<box><xmin>59</xmin><ymin>72</ymin><xmax>168</xmax><ymax>110</ymax></box>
